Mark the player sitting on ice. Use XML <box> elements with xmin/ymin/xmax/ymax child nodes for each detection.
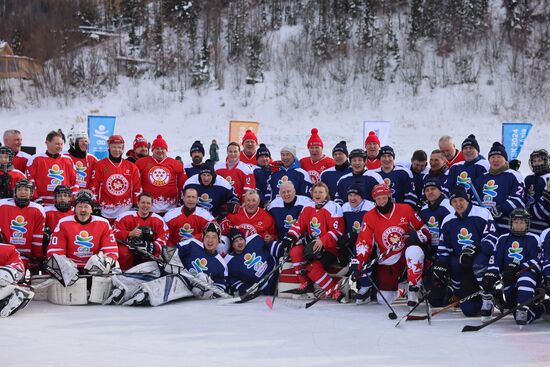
<box><xmin>284</xmin><ymin>182</ymin><xmax>346</xmax><ymax>302</ymax></box>
<box><xmin>0</xmin><ymin>243</ymin><xmax>33</xmax><ymax>317</ymax></box>
<box><xmin>483</xmin><ymin>209</ymin><xmax>547</xmax><ymax>326</ymax></box>
<box><xmin>226</xmin><ymin>228</ymin><xmax>285</xmax><ymax>297</ymax></box>
<box><xmin>353</xmin><ymin>184</ymin><xmax>430</xmax><ymax>308</ymax></box>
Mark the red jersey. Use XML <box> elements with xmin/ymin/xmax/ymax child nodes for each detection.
<box><xmin>222</xmin><ymin>207</ymin><xmax>277</xmax><ymax>239</ymax></box>
<box><xmin>12</xmin><ymin>151</ymin><xmax>31</xmax><ymax>174</ymax></box>
<box><xmin>112</xmin><ymin>210</ymin><xmax>168</xmax><ymax>254</ymax></box>
<box><xmin>68</xmin><ymin>153</ymin><xmax>98</xmax><ymax>189</ymax></box>
<box><xmin>164</xmin><ymin>206</ymin><xmax>214</xmax><ymax>246</ymax></box>
<box><xmin>448</xmin><ymin>150</ymin><xmax>465</xmax><ymax>167</ymax></box>
<box><xmin>0</xmin><ymin>243</ymin><xmax>25</xmax><ymax>276</ymax></box>
<box><xmin>240</xmin><ymin>151</ymin><xmax>258</xmax><ymax>166</ymax></box>
<box><xmin>135</xmin><ymin>156</ymin><xmax>187</xmax><ymax>214</ymax></box>
<box><xmin>215</xmin><ymin>161</ymin><xmax>256</xmax><ymax>199</ymax></box>
<box><xmin>26</xmin><ymin>153</ymin><xmax>78</xmax><ymax>204</ymax></box>
<box><xmin>44</xmin><ymin>205</ymin><xmax>74</xmax><ymax>232</ymax></box>
<box><xmin>356</xmin><ymin>203</ymin><xmax>426</xmax><ymax>266</ymax></box>
<box><xmin>48</xmin><ymin>215</ymin><xmax>118</xmax><ymax>268</ymax></box>
<box><xmin>0</xmin><ymin>169</ymin><xmax>26</xmax><ymax>192</ymax></box>
<box><xmin>299</xmin><ymin>156</ymin><xmax>335</xmax><ymax>184</ymax></box>
<box><xmin>90</xmin><ymin>158</ymin><xmax>142</xmax><ymax>219</ymax></box>
<box><xmin>367</xmin><ymin>158</ymin><xmax>381</xmax><ymax>170</ymax></box>
<box><xmin>288</xmin><ymin>201</ymin><xmax>344</xmax><ymax>255</ymax></box>
<box><xmin>0</xmin><ymin>199</ymin><xmax>45</xmax><ymax>263</ymax></box>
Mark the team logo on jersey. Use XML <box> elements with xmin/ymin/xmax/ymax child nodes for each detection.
<box><xmin>383</xmin><ymin>178</ymin><xmax>396</xmax><ymax>195</ymax></box>
<box><xmin>198</xmin><ymin>193</ymin><xmax>213</xmax><ymax>210</ymax></box>
<box><xmin>309</xmin><ymin>170</ymin><xmax>320</xmax><ymax>184</ymax></box>
<box><xmin>75</xmin><ymin>161</ymin><xmax>87</xmax><ymax>187</ymax></box>
<box><xmin>192</xmin><ymin>258</ymin><xmax>208</xmax><ymax>273</ymax></box>
<box><xmin>238</xmin><ymin>224</ymin><xmax>257</xmax><ymax>237</ymax></box>
<box><xmin>457</xmin><ymin>172</ymin><xmax>472</xmax><ymax>189</ymax></box>
<box><xmin>106</xmin><ymin>174</ymin><xmax>130</xmax><ymax>195</ymax></box>
<box><xmin>74</xmin><ymin>230</ymin><xmax>94</xmax><ymax>256</ymax></box>
<box><xmin>244</xmin><ymin>252</ymin><xmax>268</xmax><ymax>277</ymax></box>
<box><xmin>179</xmin><ymin>223</ymin><xmax>194</xmax><ymax>239</ymax></box>
<box><xmin>482</xmin><ymin>180</ymin><xmax>498</xmax><ymax>206</ymax></box>
<box><xmin>427</xmin><ymin>216</ymin><xmax>440</xmax><ymax>246</ymax></box>
<box><xmin>381</xmin><ymin>226</ymin><xmax>405</xmax><ymax>251</ymax></box>
<box><xmin>225</xmin><ymin>176</ymin><xmax>234</xmax><ymax>186</ymax></box>
<box><xmin>310</xmin><ymin>217</ymin><xmax>321</xmax><ymax>237</ymax></box>
<box><xmin>47</xmin><ymin>164</ymin><xmax>65</xmax><ymax>190</ymax></box>
<box><xmin>508</xmin><ymin>241</ymin><xmax>524</xmax><ymax>261</ymax></box>
<box><xmin>284</xmin><ymin>215</ymin><xmax>296</xmax><ymax>229</ymax></box>
<box><xmin>352</xmin><ymin>221</ymin><xmax>361</xmax><ymax>234</ymax></box>
<box><xmin>9</xmin><ymin>215</ymin><xmax>28</xmax><ymax>244</ymax></box>
<box><xmin>149</xmin><ymin>166</ymin><xmax>170</xmax><ymax>187</ymax></box>
<box><xmin>277</xmin><ymin>175</ymin><xmax>290</xmax><ymax>189</ymax></box>
<box><xmin>457</xmin><ymin>228</ymin><xmax>474</xmax><ymax>247</ymax></box>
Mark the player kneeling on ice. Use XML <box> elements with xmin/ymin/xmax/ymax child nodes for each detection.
<box><xmin>43</xmin><ymin>190</ymin><xmax>119</xmax><ymax>305</ymax></box>
<box><xmin>284</xmin><ymin>182</ymin><xmax>346</xmax><ymax>302</ymax></box>
<box><xmin>353</xmin><ymin>184</ymin><xmax>430</xmax><ymax>307</ymax></box>
<box><xmin>0</xmin><ymin>243</ymin><xmax>33</xmax><ymax>317</ymax></box>
<box><xmin>226</xmin><ymin>228</ymin><xmax>285</xmax><ymax>296</ymax></box>
<box><xmin>433</xmin><ymin>186</ymin><xmax>498</xmax><ymax>317</ymax></box>
<box><xmin>482</xmin><ymin>209</ymin><xmax>548</xmax><ymax>325</ymax></box>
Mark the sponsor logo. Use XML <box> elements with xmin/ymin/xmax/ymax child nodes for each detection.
<box><xmin>507</xmin><ymin>241</ymin><xmax>524</xmax><ymax>261</ymax></box>
<box><xmin>457</xmin><ymin>172</ymin><xmax>472</xmax><ymax>190</ymax></box>
<box><xmin>244</xmin><ymin>252</ymin><xmax>268</xmax><ymax>277</ymax></box>
<box><xmin>284</xmin><ymin>214</ymin><xmax>296</xmax><ymax>229</ymax></box>
<box><xmin>105</xmin><ymin>174</ymin><xmax>130</xmax><ymax>196</ymax></box>
<box><xmin>198</xmin><ymin>193</ymin><xmax>213</xmax><ymax>210</ymax></box>
<box><xmin>457</xmin><ymin>228</ymin><xmax>474</xmax><ymax>247</ymax></box>
<box><xmin>75</xmin><ymin>161</ymin><xmax>87</xmax><ymax>187</ymax></box>
<box><xmin>276</xmin><ymin>175</ymin><xmax>290</xmax><ymax>189</ymax></box>
<box><xmin>352</xmin><ymin>221</ymin><xmax>361</xmax><ymax>234</ymax></box>
<box><xmin>9</xmin><ymin>215</ymin><xmax>28</xmax><ymax>244</ymax></box>
<box><xmin>427</xmin><ymin>216</ymin><xmax>439</xmax><ymax>246</ymax></box>
<box><xmin>179</xmin><ymin>223</ymin><xmax>194</xmax><ymax>239</ymax></box>
<box><xmin>482</xmin><ymin>179</ymin><xmax>498</xmax><ymax>207</ymax></box>
<box><xmin>225</xmin><ymin>176</ymin><xmax>235</xmax><ymax>186</ymax></box>
<box><xmin>47</xmin><ymin>164</ymin><xmax>65</xmax><ymax>191</ymax></box>
<box><xmin>192</xmin><ymin>258</ymin><xmax>208</xmax><ymax>273</ymax></box>
<box><xmin>74</xmin><ymin>230</ymin><xmax>94</xmax><ymax>257</ymax></box>
<box><xmin>310</xmin><ymin>217</ymin><xmax>321</xmax><ymax>237</ymax></box>
<box><xmin>383</xmin><ymin>178</ymin><xmax>396</xmax><ymax>196</ymax></box>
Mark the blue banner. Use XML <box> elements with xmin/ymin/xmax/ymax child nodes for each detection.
<box><xmin>502</xmin><ymin>122</ymin><xmax>532</xmax><ymax>161</ymax></box>
<box><xmin>88</xmin><ymin>115</ymin><xmax>116</xmax><ymax>159</ymax></box>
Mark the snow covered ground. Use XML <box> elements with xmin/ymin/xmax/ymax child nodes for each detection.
<box><xmin>3</xmin><ymin>297</ymin><xmax>550</xmax><ymax>366</ymax></box>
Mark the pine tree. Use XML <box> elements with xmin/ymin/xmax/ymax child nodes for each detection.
<box><xmin>246</xmin><ymin>34</ymin><xmax>264</xmax><ymax>84</ymax></box>
<box><xmin>192</xmin><ymin>39</ymin><xmax>211</xmax><ymax>87</ymax></box>
<box><xmin>227</xmin><ymin>0</ymin><xmax>248</xmax><ymax>60</ymax></box>
<box><xmin>408</xmin><ymin>0</ymin><xmax>423</xmax><ymax>50</ymax></box>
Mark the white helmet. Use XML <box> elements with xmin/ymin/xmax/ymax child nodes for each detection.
<box><xmin>68</xmin><ymin>126</ymin><xmax>88</xmax><ymax>148</ymax></box>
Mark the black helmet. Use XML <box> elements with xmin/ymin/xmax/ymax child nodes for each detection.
<box><xmin>0</xmin><ymin>146</ymin><xmax>14</xmax><ymax>171</ymax></box>
<box><xmin>54</xmin><ymin>185</ymin><xmax>73</xmax><ymax>212</ymax></box>
<box><xmin>14</xmin><ymin>179</ymin><xmax>34</xmax><ymax>207</ymax></box>
<box><xmin>202</xmin><ymin>221</ymin><xmax>221</xmax><ymax>240</ymax></box>
<box><xmin>509</xmin><ymin>208</ymin><xmax>531</xmax><ymax>236</ymax></box>
<box><xmin>74</xmin><ymin>189</ymin><xmax>94</xmax><ymax>207</ymax></box>
<box><xmin>348</xmin><ymin>148</ymin><xmax>367</xmax><ymax>160</ymax></box>
<box><xmin>529</xmin><ymin>149</ymin><xmax>549</xmax><ymax>175</ymax></box>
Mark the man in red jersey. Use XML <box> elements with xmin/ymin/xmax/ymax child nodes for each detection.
<box><xmin>2</xmin><ymin>129</ymin><xmax>30</xmax><ymax>173</ymax></box>
<box><xmin>438</xmin><ymin>135</ymin><xmax>465</xmax><ymax>168</ymax></box>
<box><xmin>354</xmin><ymin>184</ymin><xmax>430</xmax><ymax>307</ymax></box>
<box><xmin>0</xmin><ymin>243</ymin><xmax>33</xmax><ymax>318</ymax></box>
<box><xmin>26</xmin><ymin>130</ymin><xmax>78</xmax><ymax>204</ymax></box>
<box><xmin>299</xmin><ymin>128</ymin><xmax>335</xmax><ymax>184</ymax></box>
<box><xmin>239</xmin><ymin>129</ymin><xmax>259</xmax><ymax>166</ymax></box>
<box><xmin>126</xmin><ymin>134</ymin><xmax>149</xmax><ymax>163</ymax></box>
<box><xmin>135</xmin><ymin>134</ymin><xmax>187</xmax><ymax>215</ymax></box>
<box><xmin>364</xmin><ymin>131</ymin><xmax>382</xmax><ymax>170</ymax></box>
<box><xmin>112</xmin><ymin>192</ymin><xmax>168</xmax><ymax>270</ymax></box>
<box><xmin>0</xmin><ymin>146</ymin><xmax>26</xmax><ymax>199</ymax></box>
<box><xmin>90</xmin><ymin>135</ymin><xmax>142</xmax><ymax>222</ymax></box>
<box><xmin>66</xmin><ymin>126</ymin><xmax>98</xmax><ymax>190</ymax></box>
<box><xmin>0</xmin><ymin>179</ymin><xmax>45</xmax><ymax>273</ymax></box>
<box><xmin>43</xmin><ymin>185</ymin><xmax>74</xmax><ymax>253</ymax></box>
<box><xmin>215</xmin><ymin>142</ymin><xmax>256</xmax><ymax>199</ymax></box>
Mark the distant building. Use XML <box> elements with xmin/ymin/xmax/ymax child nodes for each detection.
<box><xmin>0</xmin><ymin>41</ymin><xmax>43</xmax><ymax>79</ymax></box>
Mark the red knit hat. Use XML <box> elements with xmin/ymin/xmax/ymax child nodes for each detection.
<box><xmin>307</xmin><ymin>128</ymin><xmax>323</xmax><ymax>148</ymax></box>
<box><xmin>133</xmin><ymin>134</ymin><xmax>148</xmax><ymax>150</ymax></box>
<box><xmin>365</xmin><ymin>131</ymin><xmax>381</xmax><ymax>146</ymax></box>
<box><xmin>242</xmin><ymin>129</ymin><xmax>258</xmax><ymax>145</ymax></box>
<box><xmin>152</xmin><ymin>134</ymin><xmax>168</xmax><ymax>150</ymax></box>
<box><xmin>371</xmin><ymin>183</ymin><xmax>391</xmax><ymax>199</ymax></box>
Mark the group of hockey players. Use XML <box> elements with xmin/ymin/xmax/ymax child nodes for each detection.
<box><xmin>1</xmin><ymin>125</ymin><xmax>549</xmax><ymax>329</ymax></box>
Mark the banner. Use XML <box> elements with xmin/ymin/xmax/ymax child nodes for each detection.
<box><xmin>229</xmin><ymin>120</ymin><xmax>260</xmax><ymax>145</ymax></box>
<box><xmin>88</xmin><ymin>115</ymin><xmax>116</xmax><ymax>159</ymax></box>
<box><xmin>363</xmin><ymin>121</ymin><xmax>391</xmax><ymax>146</ymax></box>
<box><xmin>502</xmin><ymin>122</ymin><xmax>532</xmax><ymax>161</ymax></box>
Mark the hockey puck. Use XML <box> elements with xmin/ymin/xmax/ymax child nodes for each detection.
<box><xmin>388</xmin><ymin>312</ymin><xmax>398</xmax><ymax>320</ymax></box>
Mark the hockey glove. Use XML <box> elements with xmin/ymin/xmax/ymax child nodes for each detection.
<box><xmin>488</xmin><ymin>205</ymin><xmax>503</xmax><ymax>219</ymax></box>
<box><xmin>459</xmin><ymin>244</ymin><xmax>478</xmax><ymax>267</ymax></box>
<box><xmin>431</xmin><ymin>262</ymin><xmax>448</xmax><ymax>288</ymax></box>
<box><xmin>542</xmin><ymin>191</ymin><xmax>550</xmax><ymax>208</ymax></box>
<box><xmin>482</xmin><ymin>272</ymin><xmax>498</xmax><ymax>292</ymax></box>
<box><xmin>303</xmin><ymin>238</ymin><xmax>323</xmax><ymax>261</ymax></box>
<box><xmin>502</xmin><ymin>262</ymin><xmax>520</xmax><ymax>285</ymax></box>
<box><xmin>92</xmin><ymin>203</ymin><xmax>102</xmax><ymax>216</ymax></box>
<box><xmin>347</xmin><ymin>258</ymin><xmax>360</xmax><ymax>281</ymax></box>
<box><xmin>0</xmin><ymin>266</ymin><xmax>23</xmax><ymax>287</ymax></box>
<box><xmin>281</xmin><ymin>235</ymin><xmax>295</xmax><ymax>252</ymax></box>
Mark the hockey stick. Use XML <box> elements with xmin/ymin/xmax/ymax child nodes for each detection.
<box><xmin>117</xmin><ymin>239</ymin><xmax>231</xmax><ymax>299</ymax></box>
<box><xmin>462</xmin><ymin>291</ymin><xmax>546</xmax><ymax>332</ymax></box>
<box><xmin>265</xmin><ymin>254</ymin><xmax>289</xmax><ymax>309</ymax></box>
<box><xmin>466</xmin><ymin>183</ymin><xmax>485</xmax><ymax>208</ymax></box>
<box><xmin>366</xmin><ymin>272</ymin><xmax>398</xmax><ymax>320</ymax></box>
<box><xmin>406</xmin><ymin>290</ymin><xmax>482</xmax><ymax>321</ymax></box>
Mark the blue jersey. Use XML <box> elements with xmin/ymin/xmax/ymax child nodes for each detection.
<box><xmin>253</xmin><ymin>165</ymin><xmax>272</xmax><ymax>205</ymax></box>
<box><xmin>177</xmin><ymin>238</ymin><xmax>228</xmax><ymax>291</ymax></box>
<box><xmin>268</xmin><ymin>159</ymin><xmax>312</xmax><ymax>199</ymax></box>
<box><xmin>437</xmin><ymin>204</ymin><xmax>498</xmax><ymax>266</ymax></box>
<box><xmin>341</xmin><ymin>200</ymin><xmax>375</xmax><ymax>237</ymax></box>
<box><xmin>267</xmin><ymin>195</ymin><xmax>314</xmax><ymax>238</ymax></box>
<box><xmin>474</xmin><ymin>169</ymin><xmax>525</xmax><ymax>234</ymax></box>
<box><xmin>320</xmin><ymin>164</ymin><xmax>352</xmax><ymax>200</ymax></box>
<box><xmin>376</xmin><ymin>166</ymin><xmax>417</xmax><ymax>207</ymax></box>
<box><xmin>419</xmin><ymin>197</ymin><xmax>454</xmax><ymax>255</ymax></box>
<box><xmin>184</xmin><ymin>163</ymin><xmax>202</xmax><ymax>179</ymax></box>
<box><xmin>183</xmin><ymin>174</ymin><xmax>239</xmax><ymax>219</ymax></box>
<box><xmin>225</xmin><ymin>234</ymin><xmax>284</xmax><ymax>295</ymax></box>
<box><xmin>334</xmin><ymin>170</ymin><xmax>383</xmax><ymax>205</ymax></box>
<box><xmin>525</xmin><ymin>172</ymin><xmax>550</xmax><ymax>235</ymax></box>
<box><xmin>487</xmin><ymin>232</ymin><xmax>541</xmax><ymax>276</ymax></box>
<box><xmin>445</xmin><ymin>157</ymin><xmax>489</xmax><ymax>195</ymax></box>
<box><xmin>540</xmin><ymin>229</ymin><xmax>550</xmax><ymax>278</ymax></box>
<box><xmin>422</xmin><ymin>172</ymin><xmax>449</xmax><ymax>197</ymax></box>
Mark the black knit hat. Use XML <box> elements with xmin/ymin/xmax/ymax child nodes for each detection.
<box><xmin>462</xmin><ymin>134</ymin><xmax>480</xmax><ymax>152</ymax></box>
<box><xmin>199</xmin><ymin>160</ymin><xmax>215</xmax><ymax>176</ymax></box>
<box><xmin>190</xmin><ymin>140</ymin><xmax>205</xmax><ymax>156</ymax></box>
<box><xmin>423</xmin><ymin>177</ymin><xmax>442</xmax><ymax>192</ymax></box>
<box><xmin>449</xmin><ymin>185</ymin><xmax>469</xmax><ymax>203</ymax></box>
<box><xmin>347</xmin><ymin>183</ymin><xmax>364</xmax><ymax>199</ymax></box>
<box><xmin>332</xmin><ymin>140</ymin><xmax>349</xmax><ymax>156</ymax></box>
<box><xmin>488</xmin><ymin>142</ymin><xmax>508</xmax><ymax>161</ymax></box>
<box><xmin>378</xmin><ymin>145</ymin><xmax>395</xmax><ymax>159</ymax></box>
<box><xmin>256</xmin><ymin>143</ymin><xmax>271</xmax><ymax>159</ymax></box>
<box><xmin>229</xmin><ymin>228</ymin><xmax>245</xmax><ymax>245</ymax></box>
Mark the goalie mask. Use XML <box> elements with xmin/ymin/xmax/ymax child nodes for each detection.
<box><xmin>54</xmin><ymin>185</ymin><xmax>73</xmax><ymax>212</ymax></box>
<box><xmin>68</xmin><ymin>126</ymin><xmax>88</xmax><ymax>149</ymax></box>
<box><xmin>509</xmin><ymin>208</ymin><xmax>531</xmax><ymax>236</ymax></box>
<box><xmin>0</xmin><ymin>146</ymin><xmax>14</xmax><ymax>171</ymax></box>
<box><xmin>529</xmin><ymin>149</ymin><xmax>549</xmax><ymax>175</ymax></box>
<box><xmin>14</xmin><ymin>179</ymin><xmax>34</xmax><ymax>208</ymax></box>
<box><xmin>74</xmin><ymin>189</ymin><xmax>94</xmax><ymax>207</ymax></box>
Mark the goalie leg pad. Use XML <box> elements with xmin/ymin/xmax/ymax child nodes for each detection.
<box><xmin>0</xmin><ymin>285</ymin><xmax>34</xmax><ymax>317</ymax></box>
<box><xmin>104</xmin><ymin>261</ymin><xmax>161</xmax><ymax>305</ymax></box>
<box><xmin>141</xmin><ymin>274</ymin><xmax>193</xmax><ymax>306</ymax></box>
<box><xmin>88</xmin><ymin>276</ymin><xmax>112</xmax><ymax>304</ymax></box>
<box><xmin>47</xmin><ymin>278</ymin><xmax>88</xmax><ymax>305</ymax></box>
